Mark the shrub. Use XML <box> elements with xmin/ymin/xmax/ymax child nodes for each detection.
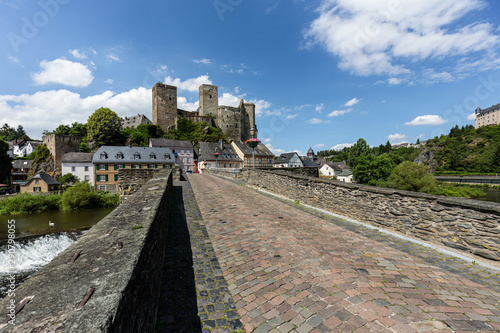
<box><xmin>0</xmin><ymin>193</ymin><xmax>61</xmax><ymax>214</ymax></box>
<box><xmin>386</xmin><ymin>161</ymin><xmax>438</xmax><ymax>193</ymax></box>
<box><xmin>61</xmin><ymin>182</ymin><xmax>100</xmax><ymax>210</ymax></box>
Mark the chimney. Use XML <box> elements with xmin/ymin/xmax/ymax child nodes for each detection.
<box><xmin>219</xmin><ymin>140</ymin><xmax>223</xmax><ymax>150</ymax></box>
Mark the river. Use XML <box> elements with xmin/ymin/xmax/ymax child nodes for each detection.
<box><xmin>0</xmin><ymin>207</ymin><xmax>114</xmax><ymax>300</ymax></box>
<box><xmin>472</xmin><ymin>188</ymin><xmax>500</xmax><ymax>204</ymax></box>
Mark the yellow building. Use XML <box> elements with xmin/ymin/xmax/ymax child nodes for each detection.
<box><xmin>475</xmin><ymin>104</ymin><xmax>500</xmax><ymax>129</ymax></box>
<box><xmin>231</xmin><ymin>141</ymin><xmax>275</xmax><ymax>168</ymax></box>
<box><xmin>93</xmin><ymin>146</ymin><xmax>175</xmax><ymax>191</ymax></box>
<box><xmin>20</xmin><ymin>173</ymin><xmax>60</xmax><ymax>194</ymax></box>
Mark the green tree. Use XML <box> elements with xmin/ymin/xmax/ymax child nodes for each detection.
<box><xmin>347</xmin><ymin>138</ymin><xmax>371</xmax><ymax>167</ymax></box>
<box><xmin>61</xmin><ymin>182</ymin><xmax>99</xmax><ymax>210</ymax></box>
<box><xmin>58</xmin><ymin>173</ymin><xmax>80</xmax><ymax>188</ymax></box>
<box><xmin>0</xmin><ymin>139</ymin><xmax>12</xmax><ymax>183</ymax></box>
<box><xmin>123</xmin><ymin>124</ymin><xmax>164</xmax><ymax>147</ymax></box>
<box><xmin>386</xmin><ymin>161</ymin><xmax>438</xmax><ymax>193</ymax></box>
<box><xmin>79</xmin><ymin>142</ymin><xmax>91</xmax><ymax>152</ymax></box>
<box><xmin>87</xmin><ymin>107</ymin><xmax>123</xmax><ymax>146</ymax></box>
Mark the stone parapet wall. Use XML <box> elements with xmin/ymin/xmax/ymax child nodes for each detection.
<box><xmin>217</xmin><ymin>169</ymin><xmax>500</xmax><ymax>262</ymax></box>
<box><xmin>0</xmin><ymin>169</ymin><xmax>173</xmax><ymax>332</ymax></box>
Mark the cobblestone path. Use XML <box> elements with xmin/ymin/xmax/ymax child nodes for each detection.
<box><xmin>188</xmin><ymin>174</ymin><xmax>500</xmax><ymax>333</ymax></box>
<box><xmin>156</xmin><ymin>178</ymin><xmax>244</xmax><ymax>332</ymax></box>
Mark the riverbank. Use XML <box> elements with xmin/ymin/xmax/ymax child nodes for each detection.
<box><xmin>0</xmin><ymin>186</ymin><xmax>118</xmax><ymax>215</ymax></box>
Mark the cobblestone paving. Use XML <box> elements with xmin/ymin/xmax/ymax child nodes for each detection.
<box><xmin>188</xmin><ymin>174</ymin><xmax>500</xmax><ymax>333</ymax></box>
<box><xmin>156</xmin><ymin>178</ymin><xmax>244</xmax><ymax>332</ymax></box>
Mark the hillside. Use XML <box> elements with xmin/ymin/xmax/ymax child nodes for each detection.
<box><xmin>417</xmin><ymin>124</ymin><xmax>500</xmax><ymax>174</ymax></box>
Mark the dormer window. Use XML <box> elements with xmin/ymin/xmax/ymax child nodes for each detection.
<box><xmin>116</xmin><ymin>152</ymin><xmax>124</xmax><ymax>159</ymax></box>
<box><xmin>150</xmin><ymin>153</ymin><xmax>156</xmax><ymax>159</ymax></box>
<box><xmin>164</xmin><ymin>154</ymin><xmax>171</xmax><ymax>159</ymax></box>
<box><xmin>134</xmin><ymin>152</ymin><xmax>141</xmax><ymax>159</ymax></box>
<box><xmin>100</xmin><ymin>152</ymin><xmax>108</xmax><ymax>159</ymax></box>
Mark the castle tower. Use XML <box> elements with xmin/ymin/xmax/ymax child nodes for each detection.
<box><xmin>152</xmin><ymin>83</ymin><xmax>177</xmax><ymax>132</ymax></box>
<box><xmin>199</xmin><ymin>84</ymin><xmax>218</xmax><ymax>118</ymax></box>
<box><xmin>244</xmin><ymin>102</ymin><xmax>257</xmax><ymax>139</ymax></box>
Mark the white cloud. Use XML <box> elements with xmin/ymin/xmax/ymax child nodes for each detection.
<box><xmin>295</xmin><ymin>104</ymin><xmax>312</xmax><ymax>110</ymax></box>
<box><xmin>69</xmin><ymin>49</ymin><xmax>86</xmax><ymax>59</ymax></box>
<box><xmin>263</xmin><ymin>138</ymin><xmax>271</xmax><ymax>143</ymax></box>
<box><xmin>249</xmin><ymin>98</ymin><xmax>272</xmax><ymax>117</ymax></box>
<box><xmin>163</xmin><ymin>75</ymin><xmax>212</xmax><ymax>92</ymax></box>
<box><xmin>266</xmin><ymin>143</ymin><xmax>285</xmax><ymax>155</ymax></box>
<box><xmin>315</xmin><ymin>103</ymin><xmax>324</xmax><ymax>113</ymax></box>
<box><xmin>305</xmin><ymin>0</ymin><xmax>500</xmax><ymax>77</ymax></box>
<box><xmin>421</xmin><ymin>68</ymin><xmax>455</xmax><ymax>83</ymax></box>
<box><xmin>177</xmin><ymin>96</ymin><xmax>199</xmax><ymax>111</ymax></box>
<box><xmin>327</xmin><ymin>108</ymin><xmax>352</xmax><ymax>117</ymax></box>
<box><xmin>467</xmin><ymin>113</ymin><xmax>476</xmax><ymax>121</ymax></box>
<box><xmin>8</xmin><ymin>54</ymin><xmax>20</xmax><ymax>63</ymax></box>
<box><xmin>388</xmin><ymin>77</ymin><xmax>403</xmax><ymax>85</ymax></box>
<box><xmin>307</xmin><ymin>118</ymin><xmax>330</xmax><ymax>124</ymax></box>
<box><xmin>105</xmin><ymin>79</ymin><xmax>113</xmax><ymax>84</ymax></box>
<box><xmin>287</xmin><ymin>114</ymin><xmax>299</xmax><ymax>119</ymax></box>
<box><xmin>404</xmin><ymin>114</ymin><xmax>447</xmax><ymax>126</ymax></box>
<box><xmin>313</xmin><ymin>143</ymin><xmax>325</xmax><ymax>148</ymax></box>
<box><xmin>32</xmin><ymin>59</ymin><xmax>94</xmax><ymax>87</ymax></box>
<box><xmin>344</xmin><ymin>97</ymin><xmax>359</xmax><ymax>107</ymax></box>
<box><xmin>0</xmin><ymin>87</ymin><xmax>153</xmax><ymax>139</ymax></box>
<box><xmin>331</xmin><ymin>142</ymin><xmax>354</xmax><ymax>151</ymax></box>
<box><xmin>193</xmin><ymin>58</ymin><xmax>211</xmax><ymax>65</ymax></box>
<box><xmin>219</xmin><ymin>92</ymin><xmax>241</xmax><ymax>107</ymax></box>
<box><xmin>387</xmin><ymin>133</ymin><xmax>407</xmax><ymax>143</ymax></box>
<box><xmin>107</xmin><ymin>54</ymin><xmax>121</xmax><ymax>62</ymax></box>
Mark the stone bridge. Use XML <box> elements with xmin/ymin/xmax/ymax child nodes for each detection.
<box><xmin>1</xmin><ymin>169</ymin><xmax>499</xmax><ymax>332</ymax></box>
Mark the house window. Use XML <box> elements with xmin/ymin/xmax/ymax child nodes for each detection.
<box><xmin>97</xmin><ymin>175</ymin><xmax>109</xmax><ymax>182</ymax></box>
<box><xmin>147</xmin><ymin>164</ymin><xmax>158</xmax><ymax>169</ymax></box>
<box><xmin>116</xmin><ymin>152</ymin><xmax>124</xmax><ymax>159</ymax></box>
<box><xmin>98</xmin><ymin>185</ymin><xmax>107</xmax><ymax>191</ymax></box>
<box><xmin>100</xmin><ymin>152</ymin><xmax>108</xmax><ymax>159</ymax></box>
<box><xmin>35</xmin><ymin>179</ymin><xmax>39</xmax><ymax>184</ymax></box>
<box><xmin>134</xmin><ymin>153</ymin><xmax>141</xmax><ymax>159</ymax></box>
<box><xmin>235</xmin><ymin>163</ymin><xmax>239</xmax><ymax>168</ymax></box>
<box><xmin>150</xmin><ymin>153</ymin><xmax>156</xmax><ymax>159</ymax></box>
<box><xmin>71</xmin><ymin>166</ymin><xmax>76</xmax><ymax>172</ymax></box>
<box><xmin>84</xmin><ymin>166</ymin><xmax>89</xmax><ymax>172</ymax></box>
<box><xmin>229</xmin><ymin>163</ymin><xmax>232</xmax><ymax>168</ymax></box>
<box><xmin>164</xmin><ymin>154</ymin><xmax>171</xmax><ymax>159</ymax></box>
<box><xmin>114</xmin><ymin>174</ymin><xmax>119</xmax><ymax>181</ymax></box>
<box><xmin>84</xmin><ymin>175</ymin><xmax>89</xmax><ymax>181</ymax></box>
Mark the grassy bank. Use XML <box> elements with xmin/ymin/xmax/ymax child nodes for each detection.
<box><xmin>0</xmin><ymin>184</ymin><xmax>119</xmax><ymax>214</ymax></box>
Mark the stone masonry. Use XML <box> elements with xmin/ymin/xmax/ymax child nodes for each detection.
<box><xmin>209</xmin><ymin>168</ymin><xmax>500</xmax><ymax>263</ymax></box>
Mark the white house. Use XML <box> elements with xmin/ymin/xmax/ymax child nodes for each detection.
<box><xmin>61</xmin><ymin>152</ymin><xmax>94</xmax><ymax>185</ymax></box>
<box><xmin>273</xmin><ymin>152</ymin><xmax>303</xmax><ymax>168</ymax></box>
<box><xmin>337</xmin><ymin>169</ymin><xmax>354</xmax><ymax>183</ymax></box>
<box><xmin>12</xmin><ymin>140</ymin><xmax>42</xmax><ymax>157</ymax></box>
<box><xmin>319</xmin><ymin>163</ymin><xmax>336</xmax><ymax>177</ymax></box>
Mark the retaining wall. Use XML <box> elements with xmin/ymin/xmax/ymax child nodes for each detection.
<box><xmin>0</xmin><ymin>169</ymin><xmax>173</xmax><ymax>332</ymax></box>
<box><xmin>209</xmin><ymin>168</ymin><xmax>500</xmax><ymax>262</ymax></box>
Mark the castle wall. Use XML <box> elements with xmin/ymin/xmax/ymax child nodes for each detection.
<box><xmin>199</xmin><ymin>84</ymin><xmax>218</xmax><ymax>117</ymax></box>
<box><xmin>218</xmin><ymin>106</ymin><xmax>242</xmax><ymax>141</ymax></box>
<box><xmin>153</xmin><ymin>83</ymin><xmax>177</xmax><ymax>132</ymax></box>
<box><xmin>43</xmin><ymin>134</ymin><xmax>81</xmax><ymax>169</ymax></box>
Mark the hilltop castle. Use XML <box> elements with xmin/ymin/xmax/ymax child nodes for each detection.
<box><xmin>152</xmin><ymin>83</ymin><xmax>258</xmax><ymax>142</ymax></box>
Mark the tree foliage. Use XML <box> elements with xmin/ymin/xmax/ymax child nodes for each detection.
<box><xmin>44</xmin><ymin>122</ymin><xmax>88</xmax><ymax>138</ymax></box>
<box><xmin>122</xmin><ymin>124</ymin><xmax>164</xmax><ymax>147</ymax></box>
<box><xmin>87</xmin><ymin>108</ymin><xmax>123</xmax><ymax>146</ymax></box>
<box><xmin>386</xmin><ymin>161</ymin><xmax>438</xmax><ymax>193</ymax></box>
<box><xmin>164</xmin><ymin>118</ymin><xmax>226</xmax><ymax>145</ymax></box>
<box><xmin>0</xmin><ymin>123</ymin><xmax>31</xmax><ymax>141</ymax></box>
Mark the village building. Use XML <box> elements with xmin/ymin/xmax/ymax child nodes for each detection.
<box><xmin>121</xmin><ymin>114</ymin><xmax>152</xmax><ymax>129</ymax></box>
<box><xmin>11</xmin><ymin>160</ymin><xmax>32</xmax><ymax>192</ymax></box>
<box><xmin>92</xmin><ymin>146</ymin><xmax>175</xmax><ymax>191</ymax></box>
<box><xmin>12</xmin><ymin>140</ymin><xmax>42</xmax><ymax>158</ymax></box>
<box><xmin>231</xmin><ymin>141</ymin><xmax>274</xmax><ymax>168</ymax></box>
<box><xmin>273</xmin><ymin>152</ymin><xmax>303</xmax><ymax>168</ymax></box>
<box><xmin>475</xmin><ymin>103</ymin><xmax>500</xmax><ymax>129</ymax></box>
<box><xmin>149</xmin><ymin>138</ymin><xmax>195</xmax><ymax>173</ymax></box>
<box><xmin>61</xmin><ymin>152</ymin><xmax>94</xmax><ymax>185</ymax></box>
<box><xmin>197</xmin><ymin>142</ymin><xmax>243</xmax><ymax>172</ymax></box>
<box><xmin>20</xmin><ymin>173</ymin><xmax>59</xmax><ymax>193</ymax></box>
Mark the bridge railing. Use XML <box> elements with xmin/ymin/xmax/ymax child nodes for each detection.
<box><xmin>0</xmin><ymin>169</ymin><xmax>173</xmax><ymax>332</ymax></box>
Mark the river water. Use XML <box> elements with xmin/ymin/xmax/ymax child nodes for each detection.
<box><xmin>0</xmin><ymin>207</ymin><xmax>114</xmax><ymax>300</ymax></box>
<box><xmin>472</xmin><ymin>188</ymin><xmax>500</xmax><ymax>204</ymax></box>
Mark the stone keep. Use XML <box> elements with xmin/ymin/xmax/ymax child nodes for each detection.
<box><xmin>152</xmin><ymin>82</ymin><xmax>257</xmax><ymax>141</ymax></box>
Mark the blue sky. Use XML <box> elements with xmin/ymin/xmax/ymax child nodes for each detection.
<box><xmin>1</xmin><ymin>0</ymin><xmax>500</xmax><ymax>155</ymax></box>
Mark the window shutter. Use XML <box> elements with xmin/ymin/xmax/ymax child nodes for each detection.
<box><xmin>105</xmin><ymin>175</ymin><xmax>108</xmax><ymax>181</ymax></box>
<box><xmin>114</xmin><ymin>164</ymin><xmax>118</xmax><ymax>170</ymax></box>
<box><xmin>139</xmin><ymin>164</ymin><xmax>142</xmax><ymax>169</ymax></box>
<box><xmin>105</xmin><ymin>164</ymin><xmax>108</xmax><ymax>170</ymax></box>
<box><xmin>96</xmin><ymin>175</ymin><xmax>100</xmax><ymax>181</ymax></box>
<box><xmin>114</xmin><ymin>174</ymin><xmax>118</xmax><ymax>181</ymax></box>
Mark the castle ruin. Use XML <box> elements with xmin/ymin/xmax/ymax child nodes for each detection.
<box><xmin>152</xmin><ymin>83</ymin><xmax>258</xmax><ymax>142</ymax></box>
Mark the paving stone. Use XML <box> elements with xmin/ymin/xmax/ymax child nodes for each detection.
<box><xmin>185</xmin><ymin>174</ymin><xmax>500</xmax><ymax>333</ymax></box>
